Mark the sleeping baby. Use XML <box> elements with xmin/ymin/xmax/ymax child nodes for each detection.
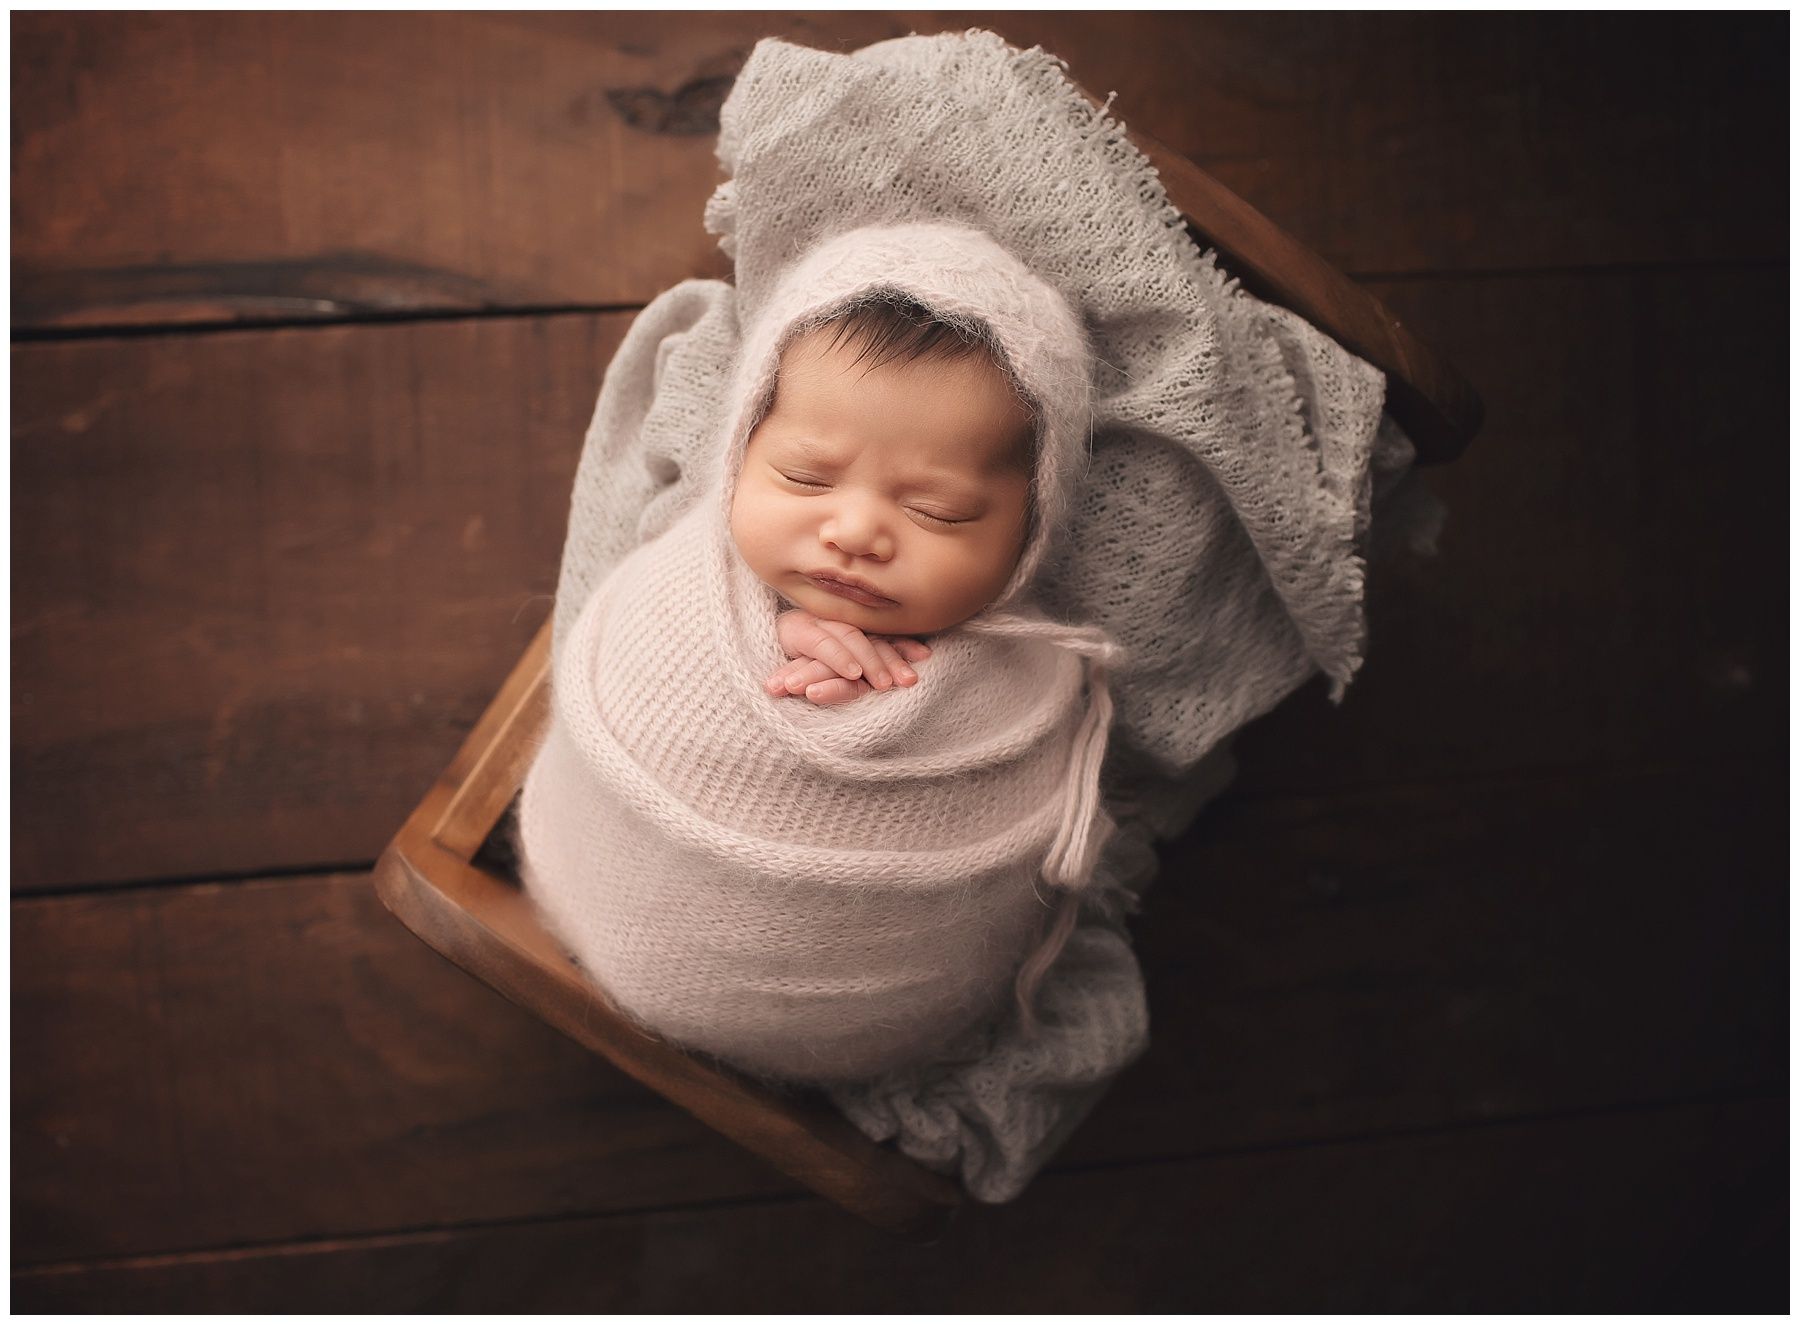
<box><xmin>518</xmin><ymin>222</ymin><xmax>1121</xmax><ymax>1086</ymax></box>
<box><xmin>737</xmin><ymin>291</ymin><xmax>1035</xmax><ymax>708</ymax></box>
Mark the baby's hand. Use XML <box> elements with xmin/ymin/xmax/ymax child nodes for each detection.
<box><xmin>766</xmin><ymin>610</ymin><xmax>932</xmax><ymax>706</ymax></box>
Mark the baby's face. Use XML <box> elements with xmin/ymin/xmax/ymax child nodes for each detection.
<box><xmin>730</xmin><ymin>326</ymin><xmax>1034</xmax><ymax>637</ymax></box>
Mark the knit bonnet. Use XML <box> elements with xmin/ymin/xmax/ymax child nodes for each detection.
<box><xmin>711</xmin><ymin>220</ymin><xmax>1093</xmax><ymax>611</ymax></box>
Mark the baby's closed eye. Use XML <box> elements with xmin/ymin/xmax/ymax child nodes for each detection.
<box><xmin>906</xmin><ymin>505</ymin><xmax>973</xmax><ymax>526</ymax></box>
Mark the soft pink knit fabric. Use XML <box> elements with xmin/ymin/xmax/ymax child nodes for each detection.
<box><xmin>519</xmin><ymin>222</ymin><xmax>1120</xmax><ymax>1084</ymax></box>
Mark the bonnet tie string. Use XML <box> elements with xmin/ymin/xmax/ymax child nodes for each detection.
<box><xmin>1042</xmin><ymin>655</ymin><xmax>1115</xmax><ymax>891</ymax></box>
<box><xmin>916</xmin><ymin>611</ymin><xmax>1126</xmax><ymax>1036</ymax></box>
<box><xmin>961</xmin><ymin>614</ymin><xmax>1121</xmax><ymax>893</ymax></box>
<box><xmin>1013</xmin><ymin>650</ymin><xmax>1117</xmax><ymax>1035</ymax></box>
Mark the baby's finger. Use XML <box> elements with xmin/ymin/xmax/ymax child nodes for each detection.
<box><xmin>820</xmin><ymin>619</ymin><xmax>891</xmax><ymax>688</ymax></box>
<box><xmin>804</xmin><ymin>676</ymin><xmax>871</xmax><ymax>706</ymax></box>
<box><xmin>801</xmin><ymin>628</ymin><xmax>868</xmax><ymax>682</ymax></box>
<box><xmin>887</xmin><ymin>637</ymin><xmax>933</xmax><ymax>664</ymax></box>
<box><xmin>775</xmin><ymin>609</ymin><xmax>822</xmax><ymax>660</ymax></box>
<box><xmin>769</xmin><ymin>662</ymin><xmax>805</xmax><ymax>695</ymax></box>
<box><xmin>783</xmin><ymin>659</ymin><xmax>838</xmax><ymax>694</ymax></box>
<box><xmin>872</xmin><ymin>638</ymin><xmax>917</xmax><ymax>687</ymax></box>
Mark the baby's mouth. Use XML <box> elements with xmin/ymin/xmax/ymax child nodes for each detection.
<box><xmin>804</xmin><ymin>571</ymin><xmax>898</xmax><ymax>608</ymax></box>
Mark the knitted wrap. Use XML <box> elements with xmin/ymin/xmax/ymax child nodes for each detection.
<box><xmin>520</xmin><ymin>221</ymin><xmax>1122</xmax><ymax>1083</ymax></box>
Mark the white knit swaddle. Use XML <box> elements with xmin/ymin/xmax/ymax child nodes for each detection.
<box><xmin>521</xmin><ymin>220</ymin><xmax>1121</xmax><ymax>1083</ymax></box>
<box><xmin>524</xmin><ymin>503</ymin><xmax>1118</xmax><ymax>1082</ymax></box>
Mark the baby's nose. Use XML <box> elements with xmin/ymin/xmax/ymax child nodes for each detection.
<box><xmin>821</xmin><ymin>507</ymin><xmax>894</xmax><ymax>561</ymax></box>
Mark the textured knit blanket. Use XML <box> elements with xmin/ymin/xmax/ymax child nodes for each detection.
<box><xmin>521</xmin><ymin>215</ymin><xmax>1128</xmax><ymax>1083</ymax></box>
<box><xmin>524</xmin><ymin>28</ymin><xmax>1445</xmax><ymax>1201</ymax></box>
<box><xmin>522</xmin><ymin>500</ymin><xmax>1121</xmax><ymax>1083</ymax></box>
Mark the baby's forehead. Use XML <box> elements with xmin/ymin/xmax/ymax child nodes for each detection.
<box><xmin>778</xmin><ymin>324</ymin><xmax>1031</xmax><ymax>423</ymax></box>
<box><xmin>760</xmin><ymin>393</ymin><xmax>1032</xmax><ymax>482</ymax></box>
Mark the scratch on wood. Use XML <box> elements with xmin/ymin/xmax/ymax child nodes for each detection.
<box><xmin>13</xmin><ymin>254</ymin><xmax>521</xmax><ymax>331</ymax></box>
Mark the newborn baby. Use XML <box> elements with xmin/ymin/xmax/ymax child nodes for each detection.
<box><xmin>734</xmin><ymin>297</ymin><xmax>1036</xmax><ymax>707</ymax></box>
<box><xmin>519</xmin><ymin>221</ymin><xmax>1118</xmax><ymax>1085</ymax></box>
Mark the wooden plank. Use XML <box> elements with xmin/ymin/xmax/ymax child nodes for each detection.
<box><xmin>1089</xmin><ymin>758</ymin><xmax>1785</xmax><ymax>1159</ymax></box>
<box><xmin>13</xmin><ymin>1095</ymin><xmax>1785</xmax><ymax>1311</ymax></box>
<box><xmin>1228</xmin><ymin>263</ymin><xmax>1786</xmax><ymax>789</ymax></box>
<box><xmin>12</xmin><ymin>312</ymin><xmax>624</xmax><ymax>891</ymax></box>
<box><xmin>10</xmin><ymin>873</ymin><xmax>800</xmax><ymax>1268</ymax></box>
<box><xmin>12</xmin><ymin>266</ymin><xmax>1783</xmax><ymax>890</ymax></box>
<box><xmin>13</xmin><ymin>759</ymin><xmax>1783</xmax><ymax>1265</ymax></box>
<box><xmin>1115</xmin><ymin>11</ymin><xmax>1786</xmax><ymax>278</ymax></box>
<box><xmin>13</xmin><ymin>13</ymin><xmax>1783</xmax><ymax>330</ymax></box>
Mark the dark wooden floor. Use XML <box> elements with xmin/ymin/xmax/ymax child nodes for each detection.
<box><xmin>12</xmin><ymin>12</ymin><xmax>1787</xmax><ymax>1311</ymax></box>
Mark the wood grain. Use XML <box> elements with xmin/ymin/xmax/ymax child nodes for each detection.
<box><xmin>14</xmin><ymin>1095</ymin><xmax>1784</xmax><ymax>1311</ymax></box>
<box><xmin>12</xmin><ymin>312</ymin><xmax>624</xmax><ymax>891</ymax></box>
<box><xmin>13</xmin><ymin>13</ymin><xmax>1782</xmax><ymax>330</ymax></box>
<box><xmin>14</xmin><ymin>759</ymin><xmax>1782</xmax><ymax>1265</ymax></box>
<box><xmin>11</xmin><ymin>872</ymin><xmax>800</xmax><ymax>1267</ymax></box>
<box><xmin>13</xmin><ymin>9</ymin><xmax>1782</xmax><ymax>1311</ymax></box>
<box><xmin>13</xmin><ymin>268</ymin><xmax>1782</xmax><ymax>891</ymax></box>
<box><xmin>1228</xmin><ymin>264</ymin><xmax>1786</xmax><ymax>790</ymax></box>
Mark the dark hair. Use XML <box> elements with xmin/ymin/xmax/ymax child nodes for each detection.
<box><xmin>812</xmin><ymin>291</ymin><xmax>1000</xmax><ymax>374</ymax></box>
<box><xmin>796</xmin><ymin>291</ymin><xmax>1038</xmax><ymax>473</ymax></box>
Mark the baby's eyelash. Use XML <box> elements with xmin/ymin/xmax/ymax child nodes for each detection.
<box><xmin>770</xmin><ymin>468</ymin><xmax>970</xmax><ymax>524</ymax></box>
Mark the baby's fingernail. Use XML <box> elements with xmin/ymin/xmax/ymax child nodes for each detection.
<box><xmin>898</xmin><ymin>667</ymin><xmax>916</xmax><ymax>684</ymax></box>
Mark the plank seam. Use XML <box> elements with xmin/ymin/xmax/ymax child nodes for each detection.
<box><xmin>10</xmin><ymin>256</ymin><xmax>1786</xmax><ymax>344</ymax></box>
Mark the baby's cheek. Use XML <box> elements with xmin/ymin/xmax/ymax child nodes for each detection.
<box><xmin>974</xmin><ymin>530</ymin><xmax>1025</xmax><ymax>593</ymax></box>
<box><xmin>727</xmin><ymin>487</ymin><xmax>768</xmax><ymax>566</ymax></box>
